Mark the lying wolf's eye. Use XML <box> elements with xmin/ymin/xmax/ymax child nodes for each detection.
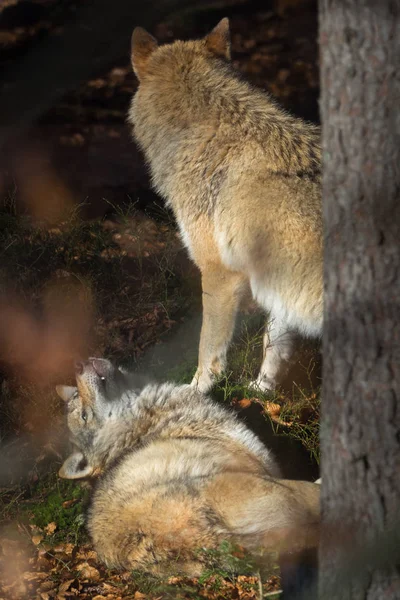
<box><xmin>81</xmin><ymin>410</ymin><xmax>87</xmax><ymax>422</ymax></box>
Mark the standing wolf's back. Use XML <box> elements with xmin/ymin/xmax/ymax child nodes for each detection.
<box><xmin>128</xmin><ymin>39</ymin><xmax>321</xmax><ymax>219</ymax></box>
<box><xmin>129</xmin><ymin>42</ymin><xmax>322</xmax><ymax>330</ymax></box>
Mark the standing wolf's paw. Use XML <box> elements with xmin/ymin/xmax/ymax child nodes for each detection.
<box><xmin>191</xmin><ymin>368</ymin><xmax>215</xmax><ymax>394</ymax></box>
<box><xmin>248</xmin><ymin>374</ymin><xmax>277</xmax><ymax>393</ymax></box>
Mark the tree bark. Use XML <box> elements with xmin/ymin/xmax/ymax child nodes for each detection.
<box><xmin>319</xmin><ymin>1</ymin><xmax>400</xmax><ymax>598</ymax></box>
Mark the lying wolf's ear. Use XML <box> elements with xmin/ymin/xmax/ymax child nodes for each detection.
<box><xmin>56</xmin><ymin>385</ymin><xmax>77</xmax><ymax>403</ymax></box>
<box><xmin>131</xmin><ymin>27</ymin><xmax>158</xmax><ymax>80</ymax></box>
<box><xmin>59</xmin><ymin>452</ymin><xmax>94</xmax><ymax>479</ymax></box>
<box><xmin>205</xmin><ymin>18</ymin><xmax>231</xmax><ymax>60</ymax></box>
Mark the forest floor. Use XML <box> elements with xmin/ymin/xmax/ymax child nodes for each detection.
<box><xmin>0</xmin><ymin>1</ymin><xmax>320</xmax><ymax>598</ymax></box>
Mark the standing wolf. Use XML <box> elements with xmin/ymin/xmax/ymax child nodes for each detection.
<box><xmin>58</xmin><ymin>358</ymin><xmax>320</xmax><ymax>576</ymax></box>
<box><xmin>128</xmin><ymin>19</ymin><xmax>322</xmax><ymax>393</ymax></box>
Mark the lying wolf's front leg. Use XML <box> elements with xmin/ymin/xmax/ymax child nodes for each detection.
<box><xmin>192</xmin><ymin>264</ymin><xmax>247</xmax><ymax>393</ymax></box>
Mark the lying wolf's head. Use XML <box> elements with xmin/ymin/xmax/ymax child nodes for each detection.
<box><xmin>56</xmin><ymin>358</ymin><xmax>133</xmax><ymax>479</ymax></box>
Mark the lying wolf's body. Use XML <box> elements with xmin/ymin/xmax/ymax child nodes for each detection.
<box><xmin>58</xmin><ymin>358</ymin><xmax>320</xmax><ymax>576</ymax></box>
<box><xmin>128</xmin><ymin>19</ymin><xmax>322</xmax><ymax>393</ymax></box>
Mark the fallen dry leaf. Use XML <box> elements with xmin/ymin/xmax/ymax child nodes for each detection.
<box><xmin>23</xmin><ymin>571</ymin><xmax>48</xmax><ymax>581</ymax></box>
<box><xmin>53</xmin><ymin>542</ymin><xmax>75</xmax><ymax>557</ymax></box>
<box><xmin>102</xmin><ymin>582</ymin><xmax>123</xmax><ymax>594</ymax></box>
<box><xmin>36</xmin><ymin>556</ymin><xmax>52</xmax><ymax>570</ymax></box>
<box><xmin>39</xmin><ymin>580</ymin><xmax>57</xmax><ymax>593</ymax></box>
<box><xmin>62</xmin><ymin>499</ymin><xmax>79</xmax><ymax>509</ymax></box>
<box><xmin>75</xmin><ymin>562</ymin><xmax>101</xmax><ymax>581</ymax></box>
<box><xmin>64</xmin><ymin>542</ymin><xmax>75</xmax><ymax>556</ymax></box>
<box><xmin>58</xmin><ymin>579</ymin><xmax>75</xmax><ymax>594</ymax></box>
<box><xmin>263</xmin><ymin>401</ymin><xmax>293</xmax><ymax>426</ymax></box>
<box><xmin>264</xmin><ymin>402</ymin><xmax>281</xmax><ymax>416</ymax></box>
<box><xmin>167</xmin><ymin>576</ymin><xmax>183</xmax><ymax>585</ymax></box>
<box><xmin>76</xmin><ymin>547</ymin><xmax>98</xmax><ymax>561</ymax></box>
<box><xmin>45</xmin><ymin>522</ymin><xmax>57</xmax><ymax>535</ymax></box>
<box><xmin>31</xmin><ymin>534</ymin><xmax>44</xmax><ymax>546</ymax></box>
<box><xmin>237</xmin><ymin>398</ymin><xmax>252</xmax><ymax>409</ymax></box>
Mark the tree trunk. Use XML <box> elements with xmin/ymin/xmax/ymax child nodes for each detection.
<box><xmin>319</xmin><ymin>1</ymin><xmax>400</xmax><ymax>598</ymax></box>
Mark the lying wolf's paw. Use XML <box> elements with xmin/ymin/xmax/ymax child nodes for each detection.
<box><xmin>248</xmin><ymin>374</ymin><xmax>277</xmax><ymax>393</ymax></box>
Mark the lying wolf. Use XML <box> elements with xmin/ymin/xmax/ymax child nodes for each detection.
<box><xmin>57</xmin><ymin>358</ymin><xmax>320</xmax><ymax>576</ymax></box>
<box><xmin>128</xmin><ymin>19</ymin><xmax>322</xmax><ymax>393</ymax></box>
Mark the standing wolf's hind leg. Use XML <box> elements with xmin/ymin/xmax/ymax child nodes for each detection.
<box><xmin>250</xmin><ymin>312</ymin><xmax>296</xmax><ymax>392</ymax></box>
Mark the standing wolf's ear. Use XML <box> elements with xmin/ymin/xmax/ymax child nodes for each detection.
<box><xmin>205</xmin><ymin>18</ymin><xmax>231</xmax><ymax>60</ymax></box>
<box><xmin>131</xmin><ymin>27</ymin><xmax>158</xmax><ymax>80</ymax></box>
<box><xmin>59</xmin><ymin>452</ymin><xmax>94</xmax><ymax>479</ymax></box>
<box><xmin>56</xmin><ymin>385</ymin><xmax>77</xmax><ymax>403</ymax></box>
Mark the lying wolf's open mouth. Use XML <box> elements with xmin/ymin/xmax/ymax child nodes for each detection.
<box><xmin>75</xmin><ymin>357</ymin><xmax>111</xmax><ymax>380</ymax></box>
